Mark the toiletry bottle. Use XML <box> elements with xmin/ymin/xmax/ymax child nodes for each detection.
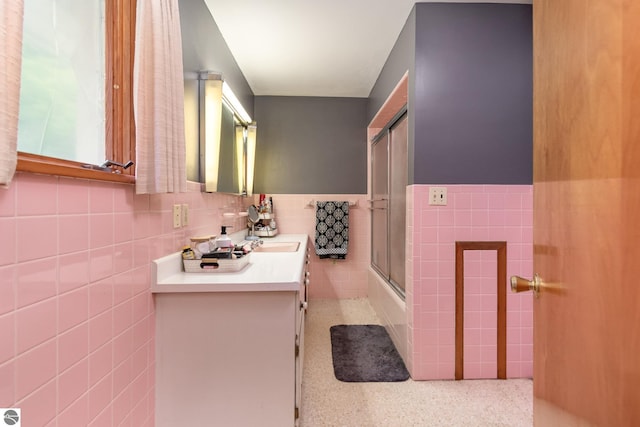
<box><xmin>214</xmin><ymin>226</ymin><xmax>233</xmax><ymax>249</ymax></box>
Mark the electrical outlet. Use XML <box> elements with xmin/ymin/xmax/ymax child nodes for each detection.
<box><xmin>428</xmin><ymin>187</ymin><xmax>448</xmax><ymax>206</ymax></box>
<box><xmin>173</xmin><ymin>204</ymin><xmax>182</xmax><ymax>228</ymax></box>
<box><xmin>181</xmin><ymin>203</ymin><xmax>189</xmax><ymax>226</ymax></box>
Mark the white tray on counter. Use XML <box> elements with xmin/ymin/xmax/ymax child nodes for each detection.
<box><xmin>183</xmin><ymin>253</ymin><xmax>251</xmax><ymax>273</ymax></box>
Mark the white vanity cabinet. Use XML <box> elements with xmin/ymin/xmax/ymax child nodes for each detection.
<box><xmin>152</xmin><ymin>235</ymin><xmax>309</xmax><ymax>427</ymax></box>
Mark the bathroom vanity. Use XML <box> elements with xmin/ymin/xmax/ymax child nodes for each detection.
<box><xmin>152</xmin><ymin>234</ymin><xmax>310</xmax><ymax>427</ymax></box>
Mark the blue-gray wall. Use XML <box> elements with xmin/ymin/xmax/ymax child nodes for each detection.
<box><xmin>253</xmin><ymin>96</ymin><xmax>368</xmax><ymax>194</ymax></box>
<box><xmin>414</xmin><ymin>3</ymin><xmax>532</xmax><ymax>184</ymax></box>
<box><xmin>368</xmin><ymin>3</ymin><xmax>532</xmax><ymax>185</ymax></box>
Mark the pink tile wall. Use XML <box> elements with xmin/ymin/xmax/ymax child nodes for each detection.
<box><xmin>463</xmin><ymin>251</ymin><xmax>498</xmax><ymax>379</ymax></box>
<box><xmin>0</xmin><ymin>172</ymin><xmax>246</xmax><ymax>426</ymax></box>
<box><xmin>407</xmin><ymin>184</ymin><xmax>533</xmax><ymax>380</ymax></box>
<box><xmin>257</xmin><ymin>194</ymin><xmax>369</xmax><ymax>299</ymax></box>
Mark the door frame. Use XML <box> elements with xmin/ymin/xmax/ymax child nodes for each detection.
<box><xmin>454</xmin><ymin>241</ymin><xmax>507</xmax><ymax>380</ymax></box>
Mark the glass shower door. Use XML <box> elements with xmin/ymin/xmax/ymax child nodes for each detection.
<box><xmin>370</xmin><ymin>111</ymin><xmax>407</xmax><ymax>296</ymax></box>
<box><xmin>389</xmin><ymin>114</ymin><xmax>407</xmax><ymax>293</ymax></box>
<box><xmin>371</xmin><ymin>134</ymin><xmax>389</xmax><ymax>276</ymax></box>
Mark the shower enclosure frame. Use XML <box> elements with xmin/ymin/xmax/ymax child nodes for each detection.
<box><xmin>370</xmin><ymin>107</ymin><xmax>408</xmax><ymax>299</ymax></box>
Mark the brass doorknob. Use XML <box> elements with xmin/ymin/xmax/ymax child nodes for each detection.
<box><xmin>510</xmin><ymin>274</ymin><xmax>542</xmax><ymax>297</ymax></box>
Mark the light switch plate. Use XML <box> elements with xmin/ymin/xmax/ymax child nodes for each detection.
<box><xmin>428</xmin><ymin>187</ymin><xmax>447</xmax><ymax>206</ymax></box>
<box><xmin>173</xmin><ymin>204</ymin><xmax>182</xmax><ymax>228</ymax></box>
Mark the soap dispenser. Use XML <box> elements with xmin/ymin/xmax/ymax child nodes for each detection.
<box><xmin>214</xmin><ymin>226</ymin><xmax>233</xmax><ymax>249</ymax></box>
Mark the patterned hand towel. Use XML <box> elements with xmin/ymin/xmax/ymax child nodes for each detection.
<box><xmin>315</xmin><ymin>201</ymin><xmax>349</xmax><ymax>259</ymax></box>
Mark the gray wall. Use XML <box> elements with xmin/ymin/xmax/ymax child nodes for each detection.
<box><xmin>413</xmin><ymin>3</ymin><xmax>532</xmax><ymax>184</ymax></box>
<box><xmin>367</xmin><ymin>3</ymin><xmax>532</xmax><ymax>186</ymax></box>
<box><xmin>253</xmin><ymin>96</ymin><xmax>368</xmax><ymax>194</ymax></box>
<box><xmin>366</xmin><ymin>9</ymin><xmax>415</xmax><ymax>124</ymax></box>
<box><xmin>179</xmin><ymin>0</ymin><xmax>254</xmax><ymax>119</ymax></box>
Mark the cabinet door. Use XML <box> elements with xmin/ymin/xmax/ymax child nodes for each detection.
<box><xmin>294</xmin><ymin>284</ymin><xmax>307</xmax><ymax>425</ymax></box>
<box><xmin>295</xmin><ymin>244</ymin><xmax>310</xmax><ymax>424</ymax></box>
<box><xmin>155</xmin><ymin>292</ymin><xmax>297</xmax><ymax>427</ymax></box>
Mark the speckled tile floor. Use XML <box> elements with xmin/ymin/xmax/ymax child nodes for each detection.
<box><xmin>301</xmin><ymin>298</ymin><xmax>533</xmax><ymax>427</ymax></box>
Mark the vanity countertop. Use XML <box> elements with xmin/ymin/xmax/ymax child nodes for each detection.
<box><xmin>151</xmin><ymin>234</ymin><xmax>309</xmax><ymax>293</ymax></box>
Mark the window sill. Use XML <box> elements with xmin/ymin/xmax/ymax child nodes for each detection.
<box><xmin>17</xmin><ymin>153</ymin><xmax>135</xmax><ymax>184</ymax></box>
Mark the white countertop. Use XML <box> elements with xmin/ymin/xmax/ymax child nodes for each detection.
<box><xmin>151</xmin><ymin>234</ymin><xmax>309</xmax><ymax>293</ymax></box>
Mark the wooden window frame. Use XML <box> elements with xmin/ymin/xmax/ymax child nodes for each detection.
<box><xmin>16</xmin><ymin>0</ymin><xmax>136</xmax><ymax>184</ymax></box>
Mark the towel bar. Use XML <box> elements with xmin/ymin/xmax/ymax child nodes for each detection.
<box><xmin>306</xmin><ymin>199</ymin><xmax>358</xmax><ymax>208</ymax></box>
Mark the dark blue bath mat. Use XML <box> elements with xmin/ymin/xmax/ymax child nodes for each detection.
<box><xmin>330</xmin><ymin>324</ymin><xmax>410</xmax><ymax>382</ymax></box>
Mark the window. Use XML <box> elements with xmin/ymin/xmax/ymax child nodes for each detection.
<box><xmin>19</xmin><ymin>0</ymin><xmax>105</xmax><ymax>164</ymax></box>
<box><xmin>16</xmin><ymin>0</ymin><xmax>136</xmax><ymax>183</ymax></box>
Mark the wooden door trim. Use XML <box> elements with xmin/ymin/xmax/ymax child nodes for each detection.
<box><xmin>455</xmin><ymin>241</ymin><xmax>507</xmax><ymax>380</ymax></box>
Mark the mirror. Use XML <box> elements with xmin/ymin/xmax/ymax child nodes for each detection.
<box><xmin>180</xmin><ymin>0</ymin><xmax>248</xmax><ymax>194</ymax></box>
<box><xmin>216</xmin><ymin>102</ymin><xmax>241</xmax><ymax>193</ymax></box>
<box><xmin>183</xmin><ymin>74</ymin><xmax>243</xmax><ymax>194</ymax></box>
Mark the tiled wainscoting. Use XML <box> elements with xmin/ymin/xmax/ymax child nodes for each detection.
<box><xmin>261</xmin><ymin>194</ymin><xmax>369</xmax><ymax>299</ymax></box>
<box><xmin>406</xmin><ymin>184</ymin><xmax>534</xmax><ymax>380</ymax></box>
<box><xmin>0</xmin><ymin>174</ymin><xmax>532</xmax><ymax>426</ymax></box>
<box><xmin>0</xmin><ymin>172</ymin><xmax>246</xmax><ymax>426</ymax></box>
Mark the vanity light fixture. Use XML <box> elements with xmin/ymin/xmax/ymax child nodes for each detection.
<box><xmin>199</xmin><ymin>72</ymin><xmax>223</xmax><ymax>192</ymax></box>
<box><xmin>246</xmin><ymin>123</ymin><xmax>257</xmax><ymax>197</ymax></box>
<box><xmin>199</xmin><ymin>70</ymin><xmax>254</xmax><ymax>195</ymax></box>
<box><xmin>222</xmin><ymin>82</ymin><xmax>252</xmax><ymax>124</ymax></box>
<box><xmin>234</xmin><ymin>123</ymin><xmax>257</xmax><ymax>196</ymax></box>
<box><xmin>235</xmin><ymin>125</ymin><xmax>246</xmax><ymax>195</ymax></box>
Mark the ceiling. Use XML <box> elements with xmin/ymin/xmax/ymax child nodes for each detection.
<box><xmin>203</xmin><ymin>0</ymin><xmax>532</xmax><ymax>98</ymax></box>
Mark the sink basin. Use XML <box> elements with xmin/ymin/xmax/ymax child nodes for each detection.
<box><xmin>253</xmin><ymin>242</ymin><xmax>300</xmax><ymax>253</ymax></box>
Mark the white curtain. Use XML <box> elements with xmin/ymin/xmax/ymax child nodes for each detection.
<box><xmin>0</xmin><ymin>1</ymin><xmax>24</xmax><ymax>188</ymax></box>
<box><xmin>134</xmin><ymin>0</ymin><xmax>187</xmax><ymax>194</ymax></box>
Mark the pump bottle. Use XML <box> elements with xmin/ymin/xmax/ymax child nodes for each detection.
<box><xmin>214</xmin><ymin>226</ymin><xmax>233</xmax><ymax>248</ymax></box>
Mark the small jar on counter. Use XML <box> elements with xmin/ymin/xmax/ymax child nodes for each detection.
<box><xmin>182</xmin><ymin>246</ymin><xmax>196</xmax><ymax>260</ymax></box>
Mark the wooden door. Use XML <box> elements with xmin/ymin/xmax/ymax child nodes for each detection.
<box><xmin>531</xmin><ymin>0</ymin><xmax>640</xmax><ymax>425</ymax></box>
